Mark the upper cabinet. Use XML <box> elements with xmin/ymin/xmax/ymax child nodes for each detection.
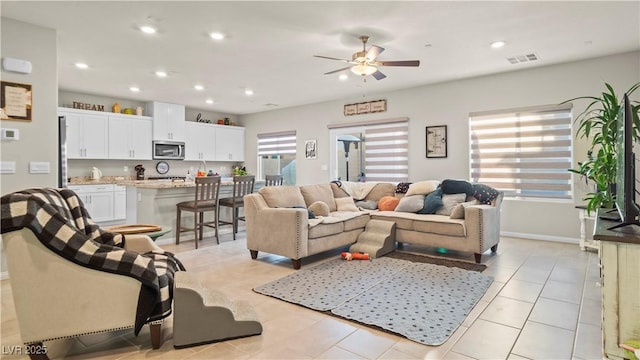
<box><xmin>108</xmin><ymin>115</ymin><xmax>152</xmax><ymax>160</ymax></box>
<box><xmin>185</xmin><ymin>122</ymin><xmax>216</xmax><ymax>161</ymax></box>
<box><xmin>215</xmin><ymin>126</ymin><xmax>245</xmax><ymax>161</ymax></box>
<box><xmin>146</xmin><ymin>101</ymin><xmax>186</xmax><ymax>141</ymax></box>
<box><xmin>59</xmin><ymin>108</ymin><xmax>108</xmax><ymax>159</ymax></box>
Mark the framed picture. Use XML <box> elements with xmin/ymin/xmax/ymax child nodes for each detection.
<box><xmin>426</xmin><ymin>125</ymin><xmax>447</xmax><ymax>158</ymax></box>
<box><xmin>1</xmin><ymin>81</ymin><xmax>32</xmax><ymax>121</ymax></box>
<box><xmin>305</xmin><ymin>139</ymin><xmax>317</xmax><ymax>159</ymax></box>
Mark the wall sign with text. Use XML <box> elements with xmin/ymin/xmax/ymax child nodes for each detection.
<box><xmin>1</xmin><ymin>81</ymin><xmax>32</xmax><ymax>121</ymax></box>
<box><xmin>344</xmin><ymin>99</ymin><xmax>386</xmax><ymax>116</ymax></box>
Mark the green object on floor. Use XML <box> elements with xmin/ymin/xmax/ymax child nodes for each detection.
<box><xmin>622</xmin><ymin>339</ymin><xmax>640</xmax><ymax>360</ymax></box>
<box><xmin>145</xmin><ymin>227</ymin><xmax>172</xmax><ymax>241</ymax></box>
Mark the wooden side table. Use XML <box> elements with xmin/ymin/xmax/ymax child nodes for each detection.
<box><xmin>106</xmin><ymin>224</ymin><xmax>172</xmax><ymax>242</ymax></box>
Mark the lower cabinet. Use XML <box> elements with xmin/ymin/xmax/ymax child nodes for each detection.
<box><xmin>68</xmin><ymin>184</ymin><xmax>125</xmax><ymax>223</ymax></box>
<box><xmin>114</xmin><ymin>186</ymin><xmax>127</xmax><ymax>220</ymax></box>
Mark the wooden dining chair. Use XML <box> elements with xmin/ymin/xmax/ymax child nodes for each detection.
<box><xmin>265</xmin><ymin>174</ymin><xmax>283</xmax><ymax>186</ymax></box>
<box><xmin>218</xmin><ymin>175</ymin><xmax>255</xmax><ymax>240</ymax></box>
<box><xmin>176</xmin><ymin>176</ymin><xmax>221</xmax><ymax>248</ymax></box>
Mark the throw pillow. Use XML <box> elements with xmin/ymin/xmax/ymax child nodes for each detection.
<box><xmin>378</xmin><ymin>196</ymin><xmax>400</xmax><ymax>211</ymax></box>
<box><xmin>335</xmin><ymin>197</ymin><xmax>359</xmax><ymax>212</ymax></box>
<box><xmin>330</xmin><ymin>181</ymin><xmax>350</xmax><ymax>198</ymax></box>
<box><xmin>395</xmin><ymin>194</ymin><xmax>426</xmax><ymax>213</ymax></box>
<box><xmin>417</xmin><ymin>188</ymin><xmax>443</xmax><ymax>214</ymax></box>
<box><xmin>436</xmin><ymin>193</ymin><xmax>468</xmax><ymax>216</ymax></box>
<box><xmin>300</xmin><ymin>184</ymin><xmax>337</xmax><ymax>212</ymax></box>
<box><xmin>449</xmin><ymin>199</ymin><xmax>480</xmax><ymax>219</ymax></box>
<box><xmin>290</xmin><ymin>205</ymin><xmax>315</xmax><ymax>219</ymax></box>
<box><xmin>355</xmin><ymin>199</ymin><xmax>378</xmax><ymax>210</ymax></box>
<box><xmin>472</xmin><ymin>183</ymin><xmax>500</xmax><ymax>205</ymax></box>
<box><xmin>365</xmin><ymin>183</ymin><xmax>396</xmax><ymax>202</ymax></box>
<box><xmin>395</xmin><ymin>182</ymin><xmax>411</xmax><ymax>194</ymax></box>
<box><xmin>406</xmin><ymin>180</ymin><xmax>441</xmax><ymax>196</ymax></box>
<box><xmin>441</xmin><ymin>179</ymin><xmax>474</xmax><ymax>196</ymax></box>
<box><xmin>308</xmin><ymin>201</ymin><xmax>330</xmax><ymax>217</ymax></box>
<box><xmin>258</xmin><ymin>186</ymin><xmax>306</xmax><ymax>208</ymax></box>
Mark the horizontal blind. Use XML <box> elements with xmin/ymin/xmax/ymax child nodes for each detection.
<box><xmin>257</xmin><ymin>131</ymin><xmax>296</xmax><ymax>156</ymax></box>
<box><xmin>364</xmin><ymin>123</ymin><xmax>409</xmax><ymax>182</ymax></box>
<box><xmin>469</xmin><ymin>106</ymin><xmax>572</xmax><ymax>199</ymax></box>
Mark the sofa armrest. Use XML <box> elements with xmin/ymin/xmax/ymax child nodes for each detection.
<box><xmin>124</xmin><ymin>234</ymin><xmax>164</xmax><ymax>254</ymax></box>
<box><xmin>245</xmin><ymin>194</ymin><xmax>310</xmax><ymax>259</ymax></box>
<box><xmin>464</xmin><ymin>204</ymin><xmax>501</xmax><ymax>253</ymax></box>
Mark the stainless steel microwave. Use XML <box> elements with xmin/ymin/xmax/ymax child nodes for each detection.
<box><xmin>153</xmin><ymin>140</ymin><xmax>185</xmax><ymax>160</ymax></box>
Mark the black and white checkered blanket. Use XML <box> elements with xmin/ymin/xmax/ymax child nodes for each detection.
<box><xmin>0</xmin><ymin>188</ymin><xmax>185</xmax><ymax>335</ymax></box>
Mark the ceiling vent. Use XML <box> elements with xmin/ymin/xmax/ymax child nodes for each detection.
<box><xmin>506</xmin><ymin>53</ymin><xmax>539</xmax><ymax>64</ymax></box>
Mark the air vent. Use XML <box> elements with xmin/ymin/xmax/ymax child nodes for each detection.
<box><xmin>506</xmin><ymin>53</ymin><xmax>539</xmax><ymax>64</ymax></box>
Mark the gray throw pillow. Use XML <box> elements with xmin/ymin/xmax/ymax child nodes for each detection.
<box><xmin>355</xmin><ymin>199</ymin><xmax>378</xmax><ymax>210</ymax></box>
<box><xmin>436</xmin><ymin>193</ymin><xmax>467</xmax><ymax>216</ymax></box>
<box><xmin>394</xmin><ymin>194</ymin><xmax>426</xmax><ymax>213</ymax></box>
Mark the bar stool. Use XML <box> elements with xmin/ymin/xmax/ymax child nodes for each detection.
<box><xmin>176</xmin><ymin>176</ymin><xmax>221</xmax><ymax>248</ymax></box>
<box><xmin>218</xmin><ymin>175</ymin><xmax>255</xmax><ymax>240</ymax></box>
<box><xmin>265</xmin><ymin>174</ymin><xmax>283</xmax><ymax>186</ymax></box>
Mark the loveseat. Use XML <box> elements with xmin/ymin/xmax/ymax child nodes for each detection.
<box><xmin>244</xmin><ymin>180</ymin><xmax>502</xmax><ymax>269</ymax></box>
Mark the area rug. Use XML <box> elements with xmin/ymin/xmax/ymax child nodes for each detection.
<box><xmin>385</xmin><ymin>251</ymin><xmax>487</xmax><ymax>272</ymax></box>
<box><xmin>253</xmin><ymin>257</ymin><xmax>493</xmax><ymax>345</ymax></box>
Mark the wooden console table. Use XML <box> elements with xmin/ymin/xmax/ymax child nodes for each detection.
<box><xmin>593</xmin><ymin>209</ymin><xmax>640</xmax><ymax>360</ymax></box>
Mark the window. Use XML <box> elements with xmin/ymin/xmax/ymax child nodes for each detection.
<box><xmin>329</xmin><ymin>120</ymin><xmax>409</xmax><ymax>182</ymax></box>
<box><xmin>469</xmin><ymin>104</ymin><xmax>572</xmax><ymax>199</ymax></box>
<box><xmin>257</xmin><ymin>131</ymin><xmax>296</xmax><ymax>185</ymax></box>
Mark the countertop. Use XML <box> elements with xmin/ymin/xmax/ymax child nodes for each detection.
<box><xmin>68</xmin><ymin>176</ymin><xmax>257</xmax><ymax>189</ymax></box>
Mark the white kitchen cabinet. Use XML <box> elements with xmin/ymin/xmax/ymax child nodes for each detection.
<box><xmin>108</xmin><ymin>115</ymin><xmax>152</xmax><ymax>160</ymax></box>
<box><xmin>146</xmin><ymin>101</ymin><xmax>186</xmax><ymax>141</ymax></box>
<box><xmin>68</xmin><ymin>184</ymin><xmax>115</xmax><ymax>223</ymax></box>
<box><xmin>114</xmin><ymin>186</ymin><xmax>127</xmax><ymax>220</ymax></box>
<box><xmin>215</xmin><ymin>126</ymin><xmax>245</xmax><ymax>161</ymax></box>
<box><xmin>60</xmin><ymin>109</ymin><xmax>108</xmax><ymax>159</ymax></box>
<box><xmin>185</xmin><ymin>122</ymin><xmax>216</xmax><ymax>161</ymax></box>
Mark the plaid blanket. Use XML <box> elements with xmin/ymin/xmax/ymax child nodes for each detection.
<box><xmin>0</xmin><ymin>188</ymin><xmax>185</xmax><ymax>335</ymax></box>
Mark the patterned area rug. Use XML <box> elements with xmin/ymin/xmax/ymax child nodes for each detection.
<box><xmin>253</xmin><ymin>257</ymin><xmax>493</xmax><ymax>345</ymax></box>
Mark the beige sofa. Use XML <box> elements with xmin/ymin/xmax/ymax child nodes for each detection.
<box><xmin>244</xmin><ymin>182</ymin><xmax>502</xmax><ymax>269</ymax></box>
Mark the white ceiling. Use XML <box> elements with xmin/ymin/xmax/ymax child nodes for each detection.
<box><xmin>2</xmin><ymin>1</ymin><xmax>639</xmax><ymax>115</ymax></box>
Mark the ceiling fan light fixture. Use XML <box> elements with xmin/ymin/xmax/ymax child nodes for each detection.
<box><xmin>351</xmin><ymin>63</ymin><xmax>377</xmax><ymax>76</ymax></box>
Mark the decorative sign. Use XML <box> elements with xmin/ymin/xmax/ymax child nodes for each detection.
<box><xmin>344</xmin><ymin>99</ymin><xmax>386</xmax><ymax>116</ymax></box>
<box><xmin>305</xmin><ymin>139</ymin><xmax>317</xmax><ymax>160</ymax></box>
<box><xmin>1</xmin><ymin>81</ymin><xmax>32</xmax><ymax>121</ymax></box>
<box><xmin>426</xmin><ymin>125</ymin><xmax>447</xmax><ymax>158</ymax></box>
<box><xmin>72</xmin><ymin>101</ymin><xmax>105</xmax><ymax>111</ymax></box>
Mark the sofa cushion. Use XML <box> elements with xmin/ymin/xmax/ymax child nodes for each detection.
<box><xmin>258</xmin><ymin>186</ymin><xmax>306</xmax><ymax>208</ymax></box>
<box><xmin>417</xmin><ymin>188</ymin><xmax>443</xmax><ymax>214</ymax></box>
<box><xmin>378</xmin><ymin>196</ymin><xmax>400</xmax><ymax>211</ymax></box>
<box><xmin>395</xmin><ymin>194</ymin><xmax>426</xmax><ymax>213</ymax></box>
<box><xmin>308</xmin><ymin>221</ymin><xmax>344</xmax><ymax>239</ymax></box>
<box><xmin>395</xmin><ymin>182</ymin><xmax>411</xmax><ymax>194</ymax></box>
<box><xmin>406</xmin><ymin>180</ymin><xmax>440</xmax><ymax>196</ymax></box>
<box><xmin>436</xmin><ymin>193</ymin><xmax>467</xmax><ymax>216</ymax></box>
<box><xmin>308</xmin><ymin>201</ymin><xmax>330</xmax><ymax>217</ymax></box>
<box><xmin>365</xmin><ymin>183</ymin><xmax>396</xmax><ymax>202</ymax></box>
<box><xmin>330</xmin><ymin>182</ymin><xmax>350</xmax><ymax>198</ymax></box>
<box><xmin>335</xmin><ymin>197</ymin><xmax>359</xmax><ymax>212</ymax></box>
<box><xmin>441</xmin><ymin>179</ymin><xmax>474</xmax><ymax>196</ymax></box>
<box><xmin>300</xmin><ymin>184</ymin><xmax>337</xmax><ymax>211</ymax></box>
<box><xmin>472</xmin><ymin>183</ymin><xmax>500</xmax><ymax>205</ymax></box>
<box><xmin>450</xmin><ymin>199</ymin><xmax>480</xmax><ymax>219</ymax></box>
<box><xmin>343</xmin><ymin>213</ymin><xmax>370</xmax><ymax>231</ymax></box>
<box><xmin>371</xmin><ymin>211</ymin><xmax>414</xmax><ymax>230</ymax></box>
<box><xmin>413</xmin><ymin>216</ymin><xmax>466</xmax><ymax>237</ymax></box>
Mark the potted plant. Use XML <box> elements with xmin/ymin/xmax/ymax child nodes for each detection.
<box><xmin>567</xmin><ymin>82</ymin><xmax>640</xmax><ymax>214</ymax></box>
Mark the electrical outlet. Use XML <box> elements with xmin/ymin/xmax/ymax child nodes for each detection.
<box><xmin>123</xmin><ymin>166</ymin><xmax>128</xmax><ymax>172</ymax></box>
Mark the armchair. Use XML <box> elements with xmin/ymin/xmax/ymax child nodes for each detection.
<box><xmin>0</xmin><ymin>188</ymin><xmax>184</xmax><ymax>358</ymax></box>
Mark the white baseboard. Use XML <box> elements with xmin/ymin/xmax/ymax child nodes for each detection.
<box><xmin>501</xmin><ymin>231</ymin><xmax>579</xmax><ymax>244</ymax></box>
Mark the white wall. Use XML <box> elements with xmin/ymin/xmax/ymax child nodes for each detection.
<box><xmin>241</xmin><ymin>51</ymin><xmax>640</xmax><ymax>241</ymax></box>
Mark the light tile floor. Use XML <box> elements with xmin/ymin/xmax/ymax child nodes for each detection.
<box><xmin>0</xmin><ymin>233</ymin><xmax>604</xmax><ymax>359</ymax></box>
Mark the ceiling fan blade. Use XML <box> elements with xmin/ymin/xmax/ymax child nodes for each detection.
<box><xmin>377</xmin><ymin>60</ymin><xmax>420</xmax><ymax>67</ymax></box>
<box><xmin>313</xmin><ymin>55</ymin><xmax>352</xmax><ymax>63</ymax></box>
<box><xmin>366</xmin><ymin>45</ymin><xmax>385</xmax><ymax>62</ymax></box>
<box><xmin>372</xmin><ymin>70</ymin><xmax>387</xmax><ymax>80</ymax></box>
<box><xmin>324</xmin><ymin>66</ymin><xmax>352</xmax><ymax>75</ymax></box>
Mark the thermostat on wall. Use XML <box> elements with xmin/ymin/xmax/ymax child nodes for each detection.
<box><xmin>1</xmin><ymin>128</ymin><xmax>20</xmax><ymax>141</ymax></box>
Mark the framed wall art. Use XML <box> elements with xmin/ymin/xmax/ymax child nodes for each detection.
<box><xmin>426</xmin><ymin>125</ymin><xmax>447</xmax><ymax>158</ymax></box>
<box><xmin>1</xmin><ymin>81</ymin><xmax>32</xmax><ymax>121</ymax></box>
<box><xmin>305</xmin><ymin>139</ymin><xmax>317</xmax><ymax>159</ymax></box>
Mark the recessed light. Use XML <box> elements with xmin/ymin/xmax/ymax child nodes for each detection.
<box><xmin>155</xmin><ymin>71</ymin><xmax>167</xmax><ymax>77</ymax></box>
<box><xmin>194</xmin><ymin>84</ymin><xmax>204</xmax><ymax>91</ymax></box>
<box><xmin>210</xmin><ymin>32</ymin><xmax>225</xmax><ymax>40</ymax></box>
<box><xmin>339</xmin><ymin>74</ymin><xmax>348</xmax><ymax>81</ymax></box>
<box><xmin>244</xmin><ymin>89</ymin><xmax>254</xmax><ymax>96</ymax></box>
<box><xmin>129</xmin><ymin>86</ymin><xmax>140</xmax><ymax>92</ymax></box>
<box><xmin>139</xmin><ymin>25</ymin><xmax>157</xmax><ymax>34</ymax></box>
<box><xmin>490</xmin><ymin>41</ymin><xmax>505</xmax><ymax>49</ymax></box>
<box><xmin>75</xmin><ymin>62</ymin><xmax>89</xmax><ymax>69</ymax></box>
<box><xmin>206</xmin><ymin>99</ymin><xmax>214</xmax><ymax>104</ymax></box>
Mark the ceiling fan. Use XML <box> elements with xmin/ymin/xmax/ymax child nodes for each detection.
<box><xmin>314</xmin><ymin>35</ymin><xmax>420</xmax><ymax>80</ymax></box>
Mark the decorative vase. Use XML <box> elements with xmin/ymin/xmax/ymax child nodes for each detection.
<box><xmin>136</xmin><ymin>106</ymin><xmax>143</xmax><ymax>116</ymax></box>
<box><xmin>224</xmin><ymin>117</ymin><xmax>230</xmax><ymax>125</ymax></box>
<box><xmin>112</xmin><ymin>102</ymin><xmax>121</xmax><ymax>113</ymax></box>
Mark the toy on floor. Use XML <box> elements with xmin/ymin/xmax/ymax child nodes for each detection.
<box><xmin>341</xmin><ymin>252</ymin><xmax>370</xmax><ymax>261</ymax></box>
<box><xmin>620</xmin><ymin>340</ymin><xmax>640</xmax><ymax>360</ymax></box>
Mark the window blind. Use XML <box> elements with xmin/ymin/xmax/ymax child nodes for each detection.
<box><xmin>364</xmin><ymin>123</ymin><xmax>409</xmax><ymax>182</ymax></box>
<box><xmin>469</xmin><ymin>105</ymin><xmax>572</xmax><ymax>199</ymax></box>
<box><xmin>257</xmin><ymin>131</ymin><xmax>296</xmax><ymax>156</ymax></box>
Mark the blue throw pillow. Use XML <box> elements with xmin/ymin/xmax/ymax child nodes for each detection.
<box><xmin>441</xmin><ymin>179</ymin><xmax>474</xmax><ymax>196</ymax></box>
<box><xmin>472</xmin><ymin>184</ymin><xmax>500</xmax><ymax>205</ymax></box>
<box><xmin>417</xmin><ymin>188</ymin><xmax>443</xmax><ymax>214</ymax></box>
<box><xmin>290</xmin><ymin>205</ymin><xmax>316</xmax><ymax>219</ymax></box>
